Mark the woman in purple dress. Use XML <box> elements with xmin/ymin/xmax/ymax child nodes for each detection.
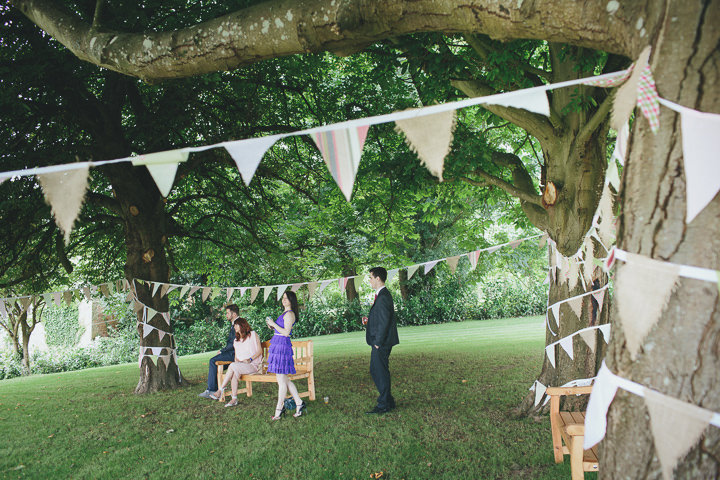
<box><xmin>265</xmin><ymin>290</ymin><xmax>307</xmax><ymax>420</ymax></box>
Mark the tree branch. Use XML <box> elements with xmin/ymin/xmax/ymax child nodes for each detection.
<box><xmin>10</xmin><ymin>0</ymin><xmax>633</xmax><ymax>83</ymax></box>
<box><xmin>575</xmin><ymin>90</ymin><xmax>613</xmax><ymax>146</ymax></box>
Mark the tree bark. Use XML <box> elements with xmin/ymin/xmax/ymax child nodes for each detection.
<box><xmin>601</xmin><ymin>2</ymin><xmax>720</xmax><ymax>478</ymax></box>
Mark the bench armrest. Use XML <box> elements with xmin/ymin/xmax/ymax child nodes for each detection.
<box><xmin>565</xmin><ymin>423</ymin><xmax>585</xmax><ymax>436</ymax></box>
<box><xmin>546</xmin><ymin>386</ymin><xmax>593</xmax><ymax>397</ymax></box>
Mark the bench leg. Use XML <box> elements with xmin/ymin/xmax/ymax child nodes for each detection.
<box><xmin>308</xmin><ymin>371</ymin><xmax>316</xmax><ymax>401</ymax></box>
<box><xmin>245</xmin><ymin>380</ymin><xmax>253</xmax><ymax>397</ymax></box>
<box><xmin>216</xmin><ymin>367</ymin><xmax>225</xmax><ymax>402</ymax></box>
<box><xmin>569</xmin><ymin>435</ymin><xmax>584</xmax><ymax>480</ymax></box>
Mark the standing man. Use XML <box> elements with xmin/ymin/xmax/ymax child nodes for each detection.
<box><xmin>363</xmin><ymin>267</ymin><xmax>399</xmax><ymax>414</ymax></box>
<box><xmin>198</xmin><ymin>304</ymin><xmax>239</xmax><ymax>399</ymax></box>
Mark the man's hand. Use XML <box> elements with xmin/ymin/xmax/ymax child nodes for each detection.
<box><xmin>362</xmin><ymin>316</ymin><xmax>368</xmax><ymax>325</ymax></box>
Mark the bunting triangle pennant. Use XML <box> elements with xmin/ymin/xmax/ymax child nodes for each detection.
<box><xmin>407</xmin><ymin>265</ymin><xmax>420</xmax><ymax>280</ymax></box>
<box><xmin>592</xmin><ymin>290</ymin><xmax>606</xmax><ymax>315</ymax></box>
<box><xmin>133</xmin><ymin>300</ymin><xmax>144</xmax><ymax>313</ymax></box>
<box><xmin>338</xmin><ymin>277</ymin><xmax>348</xmax><ymax>292</ymax></box>
<box><xmin>543</xmin><ymin>272</ymin><xmax>550</xmax><ymax>285</ymax></box>
<box><xmin>291</xmin><ymin>283</ymin><xmax>303</xmax><ymax>293</ymax></box>
<box><xmin>147</xmin><ymin>307</ymin><xmax>157</xmax><ymax>321</ymax></box>
<box><xmin>19</xmin><ymin>296</ymin><xmax>32</xmax><ymax>312</ymax></box>
<box><xmin>201</xmin><ymin>287</ymin><xmax>211</xmax><ymax>302</ymax></box>
<box><xmin>263</xmin><ymin>286</ymin><xmax>273</xmax><ymax>303</ymax></box>
<box><xmin>680</xmin><ymin>108</ymin><xmax>720</xmax><ymax>223</ymax></box>
<box><xmin>446</xmin><ymin>256</ymin><xmax>461</xmax><ymax>274</ymax></box>
<box><xmin>568</xmin><ymin>297</ymin><xmax>583</xmax><ymax>319</ymax></box>
<box><xmin>485</xmin><ymin>89</ymin><xmax>551</xmax><ymax>117</ymax></box>
<box><xmin>394</xmin><ymin>109</ymin><xmax>456</xmax><ymax>180</ymax></box>
<box><xmin>166</xmin><ymin>285</ymin><xmax>177</xmax><ymax>295</ymax></box>
<box><xmin>468</xmin><ymin>251</ymin><xmax>480</xmax><ymax>271</ymax></box>
<box><xmin>534</xmin><ymin>381</ymin><xmax>547</xmax><ymax>407</ymax></box>
<box><xmin>0</xmin><ymin>300</ymin><xmax>7</xmax><ymax>319</ymax></box>
<box><xmin>615</xmin><ymin>252</ymin><xmax>679</xmax><ymax>360</ymax></box>
<box><xmin>606</xmin><ymin>158</ymin><xmax>621</xmax><ymax>189</ymax></box>
<box><xmin>424</xmin><ymin>260</ymin><xmax>440</xmax><ymax>275</ymax></box>
<box><xmin>162</xmin><ymin>312</ymin><xmax>171</xmax><ymax>325</ymax></box>
<box><xmin>545</xmin><ymin>344</ymin><xmax>556</xmax><ymax>368</ymax></box>
<box><xmin>179</xmin><ymin>285</ymin><xmax>191</xmax><ymax>299</ymax></box>
<box><xmin>611</xmin><ymin>46</ymin><xmax>651</xmax><ymax>132</ymax></box>
<box><xmin>598</xmin><ymin>324</ymin><xmax>611</xmax><ymax>343</ymax></box>
<box><xmin>210</xmin><ymin>287</ymin><xmax>220</xmax><ymax>301</ymax></box>
<box><xmin>52</xmin><ymin>292</ymin><xmax>62</xmax><ymax>307</ymax></box>
<box><xmin>226</xmin><ymin>288</ymin><xmax>234</xmax><ymax>302</ymax></box>
<box><xmin>238</xmin><ymin>287</ymin><xmax>248</xmax><ymax>299</ymax></box>
<box><xmin>509</xmin><ymin>239</ymin><xmax>523</xmax><ymax>249</ymax></box>
<box><xmin>612</xmin><ymin>121</ymin><xmax>630</xmax><ymax>166</ymax></box>
<box><xmin>160</xmin><ymin>284</ymin><xmax>170</xmax><ymax>298</ymax></box>
<box><xmin>568</xmin><ymin>259</ymin><xmax>580</xmax><ymax>290</ymax></box>
<box><xmin>131</xmin><ymin>149</ymin><xmax>189</xmax><ymax>197</ymax></box>
<box><xmin>386</xmin><ymin>269</ymin><xmax>398</xmax><ymax>283</ymax></box>
<box><xmin>224</xmin><ymin>135</ymin><xmax>282</xmax><ymax>186</ymax></box>
<box><xmin>37</xmin><ymin>165</ymin><xmax>90</xmax><ymax>244</ymax></box>
<box><xmin>99</xmin><ymin>284</ymin><xmax>110</xmax><ymax>297</ymax></box>
<box><xmin>188</xmin><ymin>286</ymin><xmax>201</xmax><ymax>298</ymax></box>
<box><xmin>63</xmin><ymin>290</ymin><xmax>73</xmax><ymax>306</ymax></box>
<box><xmin>151</xmin><ymin>282</ymin><xmax>161</xmax><ymax>298</ymax></box>
<box><xmin>583</xmin><ymin>363</ymin><xmax>619</xmax><ymax>449</ymax></box>
<box><xmin>143</xmin><ymin>323</ymin><xmax>153</xmax><ymax>338</ymax></box>
<box><xmin>312</xmin><ymin>126</ymin><xmax>369</xmax><ymax>201</ymax></box>
<box><xmin>249</xmin><ymin>286</ymin><xmax>260</xmax><ymax>303</ymax></box>
<box><xmin>157</xmin><ymin>330</ymin><xmax>166</xmax><ymax>342</ymax></box>
<box><xmin>539</xmin><ymin>235</ymin><xmax>548</xmax><ymax>248</ymax></box>
<box><xmin>637</xmin><ymin>63</ymin><xmax>660</xmax><ymax>134</ymax></box>
<box><xmin>551</xmin><ymin>304</ymin><xmax>561</xmax><ymax>328</ymax></box>
<box><xmin>559</xmin><ymin>336</ymin><xmax>574</xmax><ymax>360</ymax></box>
<box><xmin>644</xmin><ymin>388</ymin><xmax>713</xmax><ymax>480</ymax></box>
<box><xmin>82</xmin><ymin>286</ymin><xmax>91</xmax><ymax>301</ymax></box>
<box><xmin>486</xmin><ymin>245</ymin><xmax>502</xmax><ymax>254</ymax></box>
<box><xmin>307</xmin><ymin>282</ymin><xmax>319</xmax><ymax>299</ymax></box>
<box><xmin>583</xmin><ymin>237</ymin><xmax>596</xmax><ymax>286</ymax></box>
<box><xmin>579</xmin><ymin>329</ymin><xmax>597</xmax><ymax>353</ymax></box>
<box><xmin>317</xmin><ymin>280</ymin><xmax>333</xmax><ymax>295</ymax></box>
<box><xmin>151</xmin><ymin>347</ymin><xmax>162</xmax><ymax>356</ymax></box>
<box><xmin>277</xmin><ymin>284</ymin><xmax>289</xmax><ymax>301</ymax></box>
<box><xmin>353</xmin><ymin>276</ymin><xmax>362</xmax><ymax>291</ymax></box>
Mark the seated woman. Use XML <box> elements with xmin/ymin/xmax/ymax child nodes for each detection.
<box><xmin>211</xmin><ymin>317</ymin><xmax>262</xmax><ymax>407</ymax></box>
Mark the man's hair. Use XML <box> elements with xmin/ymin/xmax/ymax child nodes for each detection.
<box><xmin>225</xmin><ymin>304</ymin><xmax>240</xmax><ymax>316</ymax></box>
<box><xmin>369</xmin><ymin>267</ymin><xmax>387</xmax><ymax>283</ymax></box>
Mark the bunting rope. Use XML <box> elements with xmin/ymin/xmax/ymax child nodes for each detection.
<box><xmin>546</xmin><ymin>285</ymin><xmax>609</xmax><ymax>311</ymax></box>
<box><xmin>612</xmin><ymin>248</ymin><xmax>719</xmax><ymax>283</ymax></box>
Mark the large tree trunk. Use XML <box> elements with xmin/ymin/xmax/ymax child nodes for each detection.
<box><xmin>601</xmin><ymin>2</ymin><xmax>720</xmax><ymax>478</ymax></box>
<box><xmin>103</xmin><ymin>164</ymin><xmax>186</xmax><ymax>393</ymax></box>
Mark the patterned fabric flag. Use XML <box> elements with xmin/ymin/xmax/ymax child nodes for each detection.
<box><xmin>568</xmin><ymin>297</ymin><xmax>583</xmax><ymax>319</ymax></box>
<box><xmin>37</xmin><ymin>165</ymin><xmax>90</xmax><ymax>244</ymax></box>
<box><xmin>583</xmin><ymin>67</ymin><xmax>633</xmax><ymax>87</ymax></box>
<box><xmin>338</xmin><ymin>277</ymin><xmax>348</xmax><ymax>292</ymax></box>
<box><xmin>291</xmin><ymin>283</ymin><xmax>303</xmax><ymax>293</ymax></box>
<box><xmin>395</xmin><ymin>110</ymin><xmax>456</xmax><ymax>180</ymax></box>
<box><xmin>312</xmin><ymin>126</ymin><xmax>369</xmax><ymax>201</ymax></box>
<box><xmin>637</xmin><ymin>63</ymin><xmax>660</xmax><ymax>133</ymax></box>
<box><xmin>131</xmin><ymin>149</ymin><xmax>189</xmax><ymax>197</ymax></box>
<box><xmin>611</xmin><ymin>46</ymin><xmax>651</xmax><ymax>132</ymax></box>
<box><xmin>644</xmin><ymin>388</ymin><xmax>713</xmax><ymax>480</ymax></box>
<box><xmin>307</xmin><ymin>282</ymin><xmax>319</xmax><ymax>299</ymax></box>
<box><xmin>680</xmin><ymin>108</ymin><xmax>720</xmax><ymax>222</ymax></box>
<box><xmin>224</xmin><ymin>135</ymin><xmax>282</xmax><ymax>186</ymax></box>
<box><xmin>468</xmin><ymin>251</ymin><xmax>480</xmax><ymax>271</ymax></box>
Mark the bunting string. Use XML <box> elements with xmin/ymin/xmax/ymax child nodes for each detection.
<box><xmin>612</xmin><ymin>248</ymin><xmax>719</xmax><ymax>283</ymax></box>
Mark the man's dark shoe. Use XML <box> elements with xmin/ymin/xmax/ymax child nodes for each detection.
<box><xmin>365</xmin><ymin>406</ymin><xmax>388</xmax><ymax>415</ymax></box>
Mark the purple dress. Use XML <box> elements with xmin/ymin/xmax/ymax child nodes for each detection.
<box><xmin>267</xmin><ymin>311</ymin><xmax>296</xmax><ymax>374</ymax></box>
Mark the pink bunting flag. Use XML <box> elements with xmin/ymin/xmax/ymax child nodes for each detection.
<box><xmin>338</xmin><ymin>277</ymin><xmax>348</xmax><ymax>292</ymax></box>
<box><xmin>468</xmin><ymin>251</ymin><xmax>480</xmax><ymax>271</ymax></box>
<box><xmin>637</xmin><ymin>63</ymin><xmax>660</xmax><ymax>133</ymax></box>
<box><xmin>224</xmin><ymin>135</ymin><xmax>283</xmax><ymax>186</ymax></box>
<box><xmin>312</xmin><ymin>126</ymin><xmax>369</xmax><ymax>201</ymax></box>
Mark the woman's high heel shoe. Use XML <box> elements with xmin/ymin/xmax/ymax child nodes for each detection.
<box><xmin>210</xmin><ymin>388</ymin><xmax>224</xmax><ymax>401</ymax></box>
<box><xmin>293</xmin><ymin>401</ymin><xmax>307</xmax><ymax>418</ymax></box>
<box><xmin>270</xmin><ymin>406</ymin><xmax>286</xmax><ymax>420</ymax></box>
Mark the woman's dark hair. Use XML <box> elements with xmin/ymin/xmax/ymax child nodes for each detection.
<box><xmin>234</xmin><ymin>317</ymin><xmax>252</xmax><ymax>341</ymax></box>
<box><xmin>283</xmin><ymin>290</ymin><xmax>300</xmax><ymax>322</ymax></box>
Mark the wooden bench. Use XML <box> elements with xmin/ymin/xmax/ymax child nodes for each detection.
<box><xmin>547</xmin><ymin>386</ymin><xmax>599</xmax><ymax>480</ymax></box>
<box><xmin>215</xmin><ymin>340</ymin><xmax>315</xmax><ymax>403</ymax></box>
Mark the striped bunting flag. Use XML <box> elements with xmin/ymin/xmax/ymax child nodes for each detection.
<box><xmin>312</xmin><ymin>126</ymin><xmax>370</xmax><ymax>201</ymax></box>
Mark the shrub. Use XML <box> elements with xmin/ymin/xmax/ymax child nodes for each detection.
<box><xmin>476</xmin><ymin>276</ymin><xmax>547</xmax><ymax>319</ymax></box>
<box><xmin>43</xmin><ymin>304</ymin><xmax>83</xmax><ymax>347</ymax></box>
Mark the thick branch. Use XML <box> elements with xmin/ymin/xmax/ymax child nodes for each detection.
<box><xmin>575</xmin><ymin>90</ymin><xmax>613</xmax><ymax>146</ymax></box>
<box><xmin>11</xmin><ymin>0</ymin><xmax>635</xmax><ymax>83</ymax></box>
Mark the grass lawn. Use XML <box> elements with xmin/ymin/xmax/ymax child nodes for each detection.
<box><xmin>0</xmin><ymin>316</ymin><xmax>582</xmax><ymax>479</ymax></box>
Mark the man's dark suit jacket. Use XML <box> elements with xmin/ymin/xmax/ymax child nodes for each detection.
<box><xmin>366</xmin><ymin>287</ymin><xmax>399</xmax><ymax>348</ymax></box>
<box><xmin>220</xmin><ymin>324</ymin><xmax>235</xmax><ymax>355</ymax></box>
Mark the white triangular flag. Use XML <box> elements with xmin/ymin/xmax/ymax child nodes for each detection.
<box><xmin>160</xmin><ymin>284</ymin><xmax>170</xmax><ymax>298</ymax></box>
<box><xmin>568</xmin><ymin>297</ymin><xmax>583</xmax><ymax>319</ymax></box>
<box><xmin>189</xmin><ymin>286</ymin><xmax>201</xmax><ymax>297</ymax></box>
<box><xmin>201</xmin><ymin>287</ymin><xmax>211</xmax><ymax>302</ymax></box>
<box><xmin>226</xmin><ymin>288</ymin><xmax>234</xmax><ymax>302</ymax></box>
<box><xmin>277</xmin><ymin>284</ymin><xmax>289</xmax><ymax>301</ymax></box>
<box><xmin>249</xmin><ymin>286</ymin><xmax>260</xmax><ymax>303</ymax></box>
<box><xmin>37</xmin><ymin>165</ymin><xmax>90</xmax><ymax>244</ymax></box>
<box><xmin>147</xmin><ymin>307</ymin><xmax>157</xmax><ymax>321</ymax></box>
<box><xmin>568</xmin><ymin>259</ymin><xmax>580</xmax><ymax>290</ymax></box>
<box><xmin>612</xmin><ymin>121</ymin><xmax>629</xmax><ymax>166</ymax></box>
<box><xmin>485</xmin><ymin>89</ymin><xmax>551</xmax><ymax>117</ymax></box>
<box><xmin>143</xmin><ymin>323</ymin><xmax>153</xmax><ymax>338</ymax></box>
<box><xmin>407</xmin><ymin>265</ymin><xmax>420</xmax><ymax>280</ymax></box>
<box><xmin>151</xmin><ymin>282</ymin><xmax>162</xmax><ymax>298</ymax></box>
<box><xmin>386</xmin><ymin>269</ymin><xmax>398</xmax><ymax>283</ymax></box>
<box><xmin>179</xmin><ymin>285</ymin><xmax>191</xmax><ymax>299</ymax></box>
<box><xmin>446</xmin><ymin>256</ymin><xmax>461</xmax><ymax>274</ymax></box>
<box><xmin>545</xmin><ymin>344</ymin><xmax>556</xmax><ymax>368</ymax></box>
<box><xmin>307</xmin><ymin>282</ymin><xmax>318</xmax><ymax>299</ymax></box>
<box><xmin>598</xmin><ymin>324</ymin><xmax>611</xmax><ymax>343</ymax></box>
<box><xmin>486</xmin><ymin>245</ymin><xmax>502</xmax><ymax>254</ymax></box>
<box><xmin>559</xmin><ymin>336</ymin><xmax>574</xmax><ymax>360</ymax></box>
<box><xmin>534</xmin><ymin>381</ymin><xmax>547</xmax><ymax>407</ymax></box>
<box><xmin>395</xmin><ymin>110</ymin><xmax>456</xmax><ymax>180</ymax></box>
<box><xmin>166</xmin><ymin>285</ymin><xmax>177</xmax><ymax>295</ymax></box>
<box><xmin>312</xmin><ymin>126</ymin><xmax>369</xmax><ymax>201</ymax></box>
<box><xmin>317</xmin><ymin>280</ymin><xmax>333</xmax><ymax>295</ymax></box>
<box><xmin>551</xmin><ymin>303</ymin><xmax>561</xmax><ymax>328</ymax></box>
<box><xmin>52</xmin><ymin>292</ymin><xmax>63</xmax><ymax>307</ymax></box>
<box><xmin>592</xmin><ymin>290</ymin><xmax>606</xmax><ymax>315</ymax></box>
<box><xmin>680</xmin><ymin>108</ymin><xmax>720</xmax><ymax>223</ymax></box>
<box><xmin>644</xmin><ymin>388</ymin><xmax>713</xmax><ymax>480</ymax></box>
<box><xmin>238</xmin><ymin>287</ymin><xmax>248</xmax><ymax>299</ymax></box>
<box><xmin>162</xmin><ymin>312</ymin><xmax>170</xmax><ymax>325</ymax></box>
<box><xmin>424</xmin><ymin>260</ymin><xmax>440</xmax><ymax>275</ymax></box>
<box><xmin>579</xmin><ymin>329</ymin><xmax>597</xmax><ymax>353</ymax></box>
<box><xmin>224</xmin><ymin>135</ymin><xmax>282</xmax><ymax>186</ymax></box>
<box><xmin>263</xmin><ymin>286</ymin><xmax>273</xmax><ymax>303</ymax></box>
<box><xmin>131</xmin><ymin>149</ymin><xmax>189</xmax><ymax>197</ymax></box>
<box><xmin>584</xmin><ymin>363</ymin><xmax>619</xmax><ymax>449</ymax></box>
<box><xmin>615</xmin><ymin>253</ymin><xmax>679</xmax><ymax>360</ymax></box>
<box><xmin>291</xmin><ymin>283</ymin><xmax>303</xmax><ymax>293</ymax></box>
<box><xmin>605</xmin><ymin>158</ymin><xmax>620</xmax><ymax>189</ymax></box>
<box><xmin>151</xmin><ymin>347</ymin><xmax>162</xmax><ymax>356</ymax></box>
